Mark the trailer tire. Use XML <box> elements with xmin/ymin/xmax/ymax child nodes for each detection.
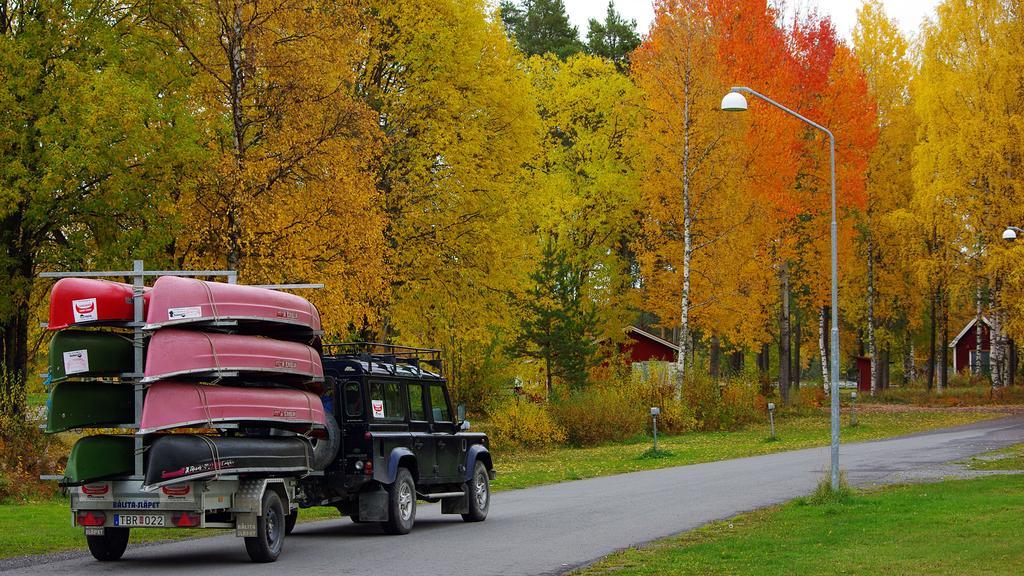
<box><xmin>311</xmin><ymin>412</ymin><xmax>340</xmax><ymax>470</ymax></box>
<box><xmin>86</xmin><ymin>527</ymin><xmax>130</xmax><ymax>561</ymax></box>
<box><xmin>245</xmin><ymin>490</ymin><xmax>285</xmax><ymax>563</ymax></box>
<box><xmin>381</xmin><ymin>468</ymin><xmax>416</xmax><ymax>535</ymax></box>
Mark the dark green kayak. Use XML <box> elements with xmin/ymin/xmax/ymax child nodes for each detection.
<box><xmin>64</xmin><ymin>435</ymin><xmax>136</xmax><ymax>485</ymax></box>
<box><xmin>48</xmin><ymin>330</ymin><xmax>134</xmax><ymax>383</ymax></box>
<box><xmin>46</xmin><ymin>381</ymin><xmax>134</xmax><ymax>433</ymax></box>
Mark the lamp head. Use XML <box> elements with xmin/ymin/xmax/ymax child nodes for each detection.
<box><xmin>721</xmin><ymin>91</ymin><xmax>748</xmax><ymax>112</ymax></box>
<box><xmin>1003</xmin><ymin>227</ymin><xmax>1018</xmax><ymax>241</ymax></box>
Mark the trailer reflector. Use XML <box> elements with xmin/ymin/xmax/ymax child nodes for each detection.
<box><xmin>77</xmin><ymin>510</ymin><xmax>106</xmax><ymax>527</ymax></box>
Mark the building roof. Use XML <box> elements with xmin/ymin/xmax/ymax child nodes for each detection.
<box><xmin>949</xmin><ymin>316</ymin><xmax>992</xmax><ymax>349</ymax></box>
<box><xmin>625</xmin><ymin>326</ymin><xmax>679</xmax><ymax>352</ymax></box>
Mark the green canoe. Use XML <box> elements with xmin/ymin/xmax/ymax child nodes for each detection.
<box><xmin>48</xmin><ymin>330</ymin><xmax>134</xmax><ymax>383</ymax></box>
<box><xmin>46</xmin><ymin>381</ymin><xmax>134</xmax><ymax>433</ymax></box>
<box><xmin>64</xmin><ymin>435</ymin><xmax>136</xmax><ymax>485</ymax></box>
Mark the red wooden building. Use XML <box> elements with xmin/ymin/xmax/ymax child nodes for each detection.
<box><xmin>619</xmin><ymin>326</ymin><xmax>679</xmax><ymax>363</ymax></box>
<box><xmin>949</xmin><ymin>317</ymin><xmax>991</xmax><ymax>373</ymax></box>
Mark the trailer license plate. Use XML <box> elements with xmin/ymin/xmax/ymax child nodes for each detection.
<box><xmin>114</xmin><ymin>514</ymin><xmax>165</xmax><ymax>527</ymax></box>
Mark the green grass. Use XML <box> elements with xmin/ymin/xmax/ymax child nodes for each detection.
<box><xmin>963</xmin><ymin>443</ymin><xmax>1024</xmax><ymax>471</ymax></box>
<box><xmin>491</xmin><ymin>410</ymin><xmax>997</xmax><ymax>490</ymax></box>
<box><xmin>0</xmin><ymin>409</ymin><xmax>999</xmax><ymax>559</ymax></box>
<box><xmin>575</xmin><ymin>474</ymin><xmax>1024</xmax><ymax>576</ymax></box>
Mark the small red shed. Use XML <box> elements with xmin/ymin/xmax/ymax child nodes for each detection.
<box><xmin>619</xmin><ymin>326</ymin><xmax>679</xmax><ymax>363</ymax></box>
<box><xmin>950</xmin><ymin>317</ymin><xmax>991</xmax><ymax>373</ymax></box>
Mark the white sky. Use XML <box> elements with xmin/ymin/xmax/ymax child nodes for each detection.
<box><xmin>564</xmin><ymin>0</ymin><xmax>943</xmax><ymax>41</ymax></box>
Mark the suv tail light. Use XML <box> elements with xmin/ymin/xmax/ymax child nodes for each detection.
<box><xmin>364</xmin><ymin>460</ymin><xmax>373</xmax><ymax>475</ymax></box>
<box><xmin>76</xmin><ymin>510</ymin><xmax>106</xmax><ymax>527</ymax></box>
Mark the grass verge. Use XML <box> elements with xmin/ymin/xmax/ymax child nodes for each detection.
<box><xmin>0</xmin><ymin>409</ymin><xmax>1001</xmax><ymax>559</ymax></box>
<box><xmin>575</xmin><ymin>473</ymin><xmax>1024</xmax><ymax>576</ymax></box>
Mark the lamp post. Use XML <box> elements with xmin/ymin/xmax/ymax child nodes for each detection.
<box><xmin>721</xmin><ymin>86</ymin><xmax>842</xmax><ymax>490</ymax></box>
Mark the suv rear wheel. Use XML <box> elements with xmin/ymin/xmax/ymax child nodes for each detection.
<box><xmin>382</xmin><ymin>467</ymin><xmax>416</xmax><ymax>535</ymax></box>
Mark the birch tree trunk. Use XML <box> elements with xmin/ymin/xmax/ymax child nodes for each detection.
<box><xmin>819</xmin><ymin>306</ymin><xmax>829</xmax><ymax>393</ymax></box>
<box><xmin>939</xmin><ymin>288</ymin><xmax>949</xmax><ymax>391</ymax></box>
<box><xmin>974</xmin><ymin>284</ymin><xmax>984</xmax><ymax>375</ymax></box>
<box><xmin>927</xmin><ymin>286</ymin><xmax>937</xmax><ymax>390</ymax></box>
<box><xmin>778</xmin><ymin>264</ymin><xmax>791</xmax><ymax>404</ymax></box>
<box><xmin>674</xmin><ymin>59</ymin><xmax>693</xmax><ymax>399</ymax></box>
<box><xmin>867</xmin><ymin>241</ymin><xmax>878</xmax><ymax>396</ymax></box>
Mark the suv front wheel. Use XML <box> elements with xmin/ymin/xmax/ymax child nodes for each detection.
<box><xmin>382</xmin><ymin>467</ymin><xmax>416</xmax><ymax>535</ymax></box>
<box><xmin>462</xmin><ymin>461</ymin><xmax>490</xmax><ymax>522</ymax></box>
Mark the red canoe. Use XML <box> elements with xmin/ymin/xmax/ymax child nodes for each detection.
<box><xmin>139</xmin><ymin>381</ymin><xmax>327</xmax><ymax>435</ymax></box>
<box><xmin>142</xmin><ymin>329</ymin><xmax>324</xmax><ymax>387</ymax></box>
<box><xmin>48</xmin><ymin>278</ymin><xmax>151</xmax><ymax>330</ymax></box>
<box><xmin>144</xmin><ymin>276</ymin><xmax>321</xmax><ymax>334</ymax></box>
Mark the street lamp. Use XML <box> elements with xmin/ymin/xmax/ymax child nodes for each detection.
<box><xmin>1003</xmin><ymin>226</ymin><xmax>1024</xmax><ymax>241</ymax></box>
<box><xmin>721</xmin><ymin>86</ymin><xmax>842</xmax><ymax>490</ymax></box>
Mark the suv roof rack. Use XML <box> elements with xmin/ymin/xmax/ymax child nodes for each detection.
<box><xmin>321</xmin><ymin>342</ymin><xmax>443</xmax><ymax>375</ymax></box>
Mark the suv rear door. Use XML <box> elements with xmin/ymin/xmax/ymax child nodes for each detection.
<box><xmin>427</xmin><ymin>383</ymin><xmax>460</xmax><ymax>482</ymax></box>
<box><xmin>405</xmin><ymin>381</ymin><xmax>436</xmax><ymax>483</ymax></box>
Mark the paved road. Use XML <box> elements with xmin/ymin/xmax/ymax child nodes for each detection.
<box><xmin>6</xmin><ymin>416</ymin><xmax>1024</xmax><ymax>575</ymax></box>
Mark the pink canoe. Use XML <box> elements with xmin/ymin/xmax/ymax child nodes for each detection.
<box><xmin>144</xmin><ymin>276</ymin><xmax>321</xmax><ymax>334</ymax></box>
<box><xmin>142</xmin><ymin>330</ymin><xmax>324</xmax><ymax>388</ymax></box>
<box><xmin>139</xmin><ymin>381</ymin><xmax>326</xmax><ymax>435</ymax></box>
<box><xmin>48</xmin><ymin>278</ymin><xmax>151</xmax><ymax>330</ymax></box>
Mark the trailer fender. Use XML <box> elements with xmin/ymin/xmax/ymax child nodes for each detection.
<box><xmin>463</xmin><ymin>444</ymin><xmax>494</xmax><ymax>482</ymax></box>
<box><xmin>231</xmin><ymin>478</ymin><xmax>296</xmax><ymax>538</ymax></box>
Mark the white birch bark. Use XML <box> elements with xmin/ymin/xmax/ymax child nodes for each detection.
<box><xmin>675</xmin><ymin>54</ymin><xmax>693</xmax><ymax>400</ymax></box>
<box><xmin>819</xmin><ymin>306</ymin><xmax>829</xmax><ymax>393</ymax></box>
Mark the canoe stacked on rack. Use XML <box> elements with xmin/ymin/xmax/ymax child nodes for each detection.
<box><xmin>44</xmin><ymin>275</ymin><xmax>326</xmax><ymax>487</ymax></box>
<box><xmin>138</xmin><ymin>277</ymin><xmax>325</xmax><ymax>489</ymax></box>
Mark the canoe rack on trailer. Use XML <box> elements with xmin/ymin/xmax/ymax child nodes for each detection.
<box><xmin>38</xmin><ymin>260</ymin><xmax>322</xmax><ymax>563</ymax></box>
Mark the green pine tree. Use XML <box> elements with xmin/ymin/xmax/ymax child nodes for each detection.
<box><xmin>586</xmin><ymin>1</ymin><xmax>641</xmax><ymax>69</ymax></box>
<box><xmin>499</xmin><ymin>0</ymin><xmax>585</xmax><ymax>59</ymax></box>
<box><xmin>512</xmin><ymin>239</ymin><xmax>599</xmax><ymax>397</ymax></box>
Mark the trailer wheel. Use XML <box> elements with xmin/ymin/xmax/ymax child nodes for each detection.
<box><xmin>285</xmin><ymin>508</ymin><xmax>298</xmax><ymax>535</ymax></box>
<box><xmin>381</xmin><ymin>467</ymin><xmax>416</xmax><ymax>535</ymax></box>
<box><xmin>245</xmin><ymin>490</ymin><xmax>285</xmax><ymax>563</ymax></box>
<box><xmin>462</xmin><ymin>461</ymin><xmax>490</xmax><ymax>522</ymax></box>
<box><xmin>86</xmin><ymin>527</ymin><xmax>130</xmax><ymax>561</ymax></box>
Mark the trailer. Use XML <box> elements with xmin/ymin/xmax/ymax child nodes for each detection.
<box><xmin>42</xmin><ymin>262</ymin><xmax>493</xmax><ymax>564</ymax></box>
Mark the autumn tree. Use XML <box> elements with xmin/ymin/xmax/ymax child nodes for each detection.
<box><xmin>853</xmin><ymin>0</ymin><xmax>917</xmax><ymax>394</ymax></box>
<box><xmin>500</xmin><ymin>0</ymin><xmax>584</xmax><ymax>59</ymax></box>
<box><xmin>0</xmin><ymin>0</ymin><xmax>198</xmax><ymax>405</ymax></box>
<box><xmin>355</xmin><ymin>0</ymin><xmax>541</xmax><ymax>403</ymax></box>
<box><xmin>522</xmin><ymin>53</ymin><xmax>642</xmax><ymax>354</ymax></box>
<box><xmin>586</xmin><ymin>1</ymin><xmax>641</xmax><ymax>69</ymax></box>
<box><xmin>913</xmin><ymin>0</ymin><xmax>1024</xmax><ymax>387</ymax></box>
<box><xmin>633</xmin><ymin>0</ymin><xmax>760</xmax><ymax>394</ymax></box>
<box><xmin>147</xmin><ymin>0</ymin><xmax>388</xmax><ymax>333</ymax></box>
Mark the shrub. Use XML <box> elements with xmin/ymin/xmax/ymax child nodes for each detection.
<box><xmin>487</xmin><ymin>399</ymin><xmax>566</xmax><ymax>451</ymax></box>
<box><xmin>1</xmin><ymin>374</ymin><xmax>65</xmax><ymax>503</ymax></box>
<box><xmin>550</xmin><ymin>386</ymin><xmax>645</xmax><ymax>446</ymax></box>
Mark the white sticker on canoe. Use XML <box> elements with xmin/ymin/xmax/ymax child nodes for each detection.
<box><xmin>63</xmin><ymin>349</ymin><xmax>90</xmax><ymax>375</ymax></box>
<box><xmin>167</xmin><ymin>306</ymin><xmax>203</xmax><ymax>320</ymax></box>
<box><xmin>371</xmin><ymin>399</ymin><xmax>385</xmax><ymax>418</ymax></box>
<box><xmin>72</xmin><ymin>298</ymin><xmax>98</xmax><ymax>323</ymax></box>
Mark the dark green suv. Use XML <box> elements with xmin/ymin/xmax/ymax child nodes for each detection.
<box><xmin>295</xmin><ymin>343</ymin><xmax>494</xmax><ymax>535</ymax></box>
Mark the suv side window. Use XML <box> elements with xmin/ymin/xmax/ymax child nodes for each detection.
<box><xmin>429</xmin><ymin>384</ymin><xmax>452</xmax><ymax>423</ymax></box>
<box><xmin>343</xmin><ymin>381</ymin><xmax>363</xmax><ymax>419</ymax></box>
<box><xmin>407</xmin><ymin>383</ymin><xmax>427</xmax><ymax>421</ymax></box>
<box><xmin>369</xmin><ymin>381</ymin><xmax>406</xmax><ymax>421</ymax></box>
